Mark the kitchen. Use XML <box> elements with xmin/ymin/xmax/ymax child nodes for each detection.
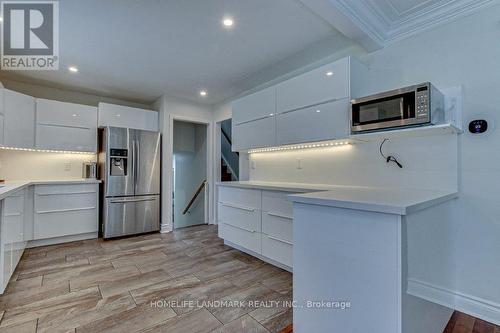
<box><xmin>0</xmin><ymin>1</ymin><xmax>499</xmax><ymax>333</ymax></box>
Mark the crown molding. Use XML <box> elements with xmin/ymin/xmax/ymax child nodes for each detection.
<box><xmin>386</xmin><ymin>0</ymin><xmax>498</xmax><ymax>44</ymax></box>
<box><xmin>300</xmin><ymin>0</ymin><xmax>498</xmax><ymax>50</ymax></box>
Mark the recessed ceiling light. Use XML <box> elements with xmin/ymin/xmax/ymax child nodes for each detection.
<box><xmin>326</xmin><ymin>71</ymin><xmax>333</xmax><ymax>76</ymax></box>
<box><xmin>68</xmin><ymin>66</ymin><xmax>78</xmax><ymax>73</ymax></box>
<box><xmin>200</xmin><ymin>90</ymin><xmax>207</xmax><ymax>97</ymax></box>
<box><xmin>0</xmin><ymin>17</ymin><xmax>3</xmax><ymax>22</ymax></box>
<box><xmin>316</xmin><ymin>110</ymin><xmax>321</xmax><ymax>113</ymax></box>
<box><xmin>223</xmin><ymin>17</ymin><xmax>234</xmax><ymax>27</ymax></box>
<box><xmin>72</xmin><ymin>114</ymin><xmax>77</xmax><ymax>117</ymax></box>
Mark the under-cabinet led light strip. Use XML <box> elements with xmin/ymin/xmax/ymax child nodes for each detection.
<box><xmin>0</xmin><ymin>146</ymin><xmax>95</xmax><ymax>155</ymax></box>
<box><xmin>248</xmin><ymin>140</ymin><xmax>353</xmax><ymax>154</ymax></box>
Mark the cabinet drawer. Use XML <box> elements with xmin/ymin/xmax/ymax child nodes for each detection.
<box><xmin>35</xmin><ymin>184</ymin><xmax>98</xmax><ymax>195</ymax></box>
<box><xmin>276</xmin><ymin>58</ymin><xmax>350</xmax><ymax>113</ymax></box>
<box><xmin>262</xmin><ymin>234</ymin><xmax>293</xmax><ymax>268</ymax></box>
<box><xmin>36</xmin><ymin>99</ymin><xmax>97</xmax><ymax>128</ymax></box>
<box><xmin>262</xmin><ymin>212</ymin><xmax>293</xmax><ymax>243</ymax></box>
<box><xmin>262</xmin><ymin>191</ymin><xmax>293</xmax><ymax>216</ymax></box>
<box><xmin>232</xmin><ymin>117</ymin><xmax>276</xmax><ymax>150</ymax></box>
<box><xmin>220</xmin><ymin>222</ymin><xmax>261</xmax><ymax>254</ymax></box>
<box><xmin>36</xmin><ymin>124</ymin><xmax>97</xmax><ymax>152</ymax></box>
<box><xmin>35</xmin><ymin>192</ymin><xmax>97</xmax><ymax>213</ymax></box>
<box><xmin>232</xmin><ymin>86</ymin><xmax>276</xmax><ymax>125</ymax></box>
<box><xmin>276</xmin><ymin>98</ymin><xmax>349</xmax><ymax>145</ymax></box>
<box><xmin>218</xmin><ymin>203</ymin><xmax>261</xmax><ymax>233</ymax></box>
<box><xmin>34</xmin><ymin>208</ymin><xmax>98</xmax><ymax>239</ymax></box>
<box><xmin>218</xmin><ymin>187</ymin><xmax>261</xmax><ymax>209</ymax></box>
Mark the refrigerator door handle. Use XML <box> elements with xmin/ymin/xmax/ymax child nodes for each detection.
<box><xmin>132</xmin><ymin>136</ymin><xmax>137</xmax><ymax>195</ymax></box>
<box><xmin>110</xmin><ymin>197</ymin><xmax>156</xmax><ymax>204</ymax></box>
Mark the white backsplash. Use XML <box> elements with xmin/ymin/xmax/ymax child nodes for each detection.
<box><xmin>249</xmin><ymin>134</ymin><xmax>459</xmax><ymax>192</ymax></box>
<box><xmin>0</xmin><ymin>150</ymin><xmax>97</xmax><ymax>181</ymax></box>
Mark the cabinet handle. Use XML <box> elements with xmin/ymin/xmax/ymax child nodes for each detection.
<box><xmin>37</xmin><ymin>206</ymin><xmax>96</xmax><ymax>214</ymax></box>
<box><xmin>267</xmin><ymin>212</ymin><xmax>293</xmax><ymax>220</ymax></box>
<box><xmin>267</xmin><ymin>235</ymin><xmax>293</xmax><ymax>245</ymax></box>
<box><xmin>220</xmin><ymin>202</ymin><xmax>255</xmax><ymax>212</ymax></box>
<box><xmin>223</xmin><ymin>222</ymin><xmax>256</xmax><ymax>233</ymax></box>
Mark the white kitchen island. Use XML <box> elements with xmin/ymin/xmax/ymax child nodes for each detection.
<box><xmin>288</xmin><ymin>187</ymin><xmax>459</xmax><ymax>333</ymax></box>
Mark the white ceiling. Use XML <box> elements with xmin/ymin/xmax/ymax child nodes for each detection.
<box><xmin>0</xmin><ymin>0</ymin><xmax>359</xmax><ymax>105</ymax></box>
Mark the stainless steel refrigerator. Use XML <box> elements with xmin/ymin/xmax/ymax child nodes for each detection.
<box><xmin>99</xmin><ymin>127</ymin><xmax>161</xmax><ymax>239</ymax></box>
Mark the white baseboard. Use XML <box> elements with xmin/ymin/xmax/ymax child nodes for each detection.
<box><xmin>160</xmin><ymin>223</ymin><xmax>173</xmax><ymax>233</ymax></box>
<box><xmin>408</xmin><ymin>278</ymin><xmax>500</xmax><ymax>326</ymax></box>
<box><xmin>27</xmin><ymin>232</ymin><xmax>98</xmax><ymax>248</ymax></box>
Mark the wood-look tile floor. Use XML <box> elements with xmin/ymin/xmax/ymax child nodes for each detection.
<box><xmin>0</xmin><ymin>225</ymin><xmax>292</xmax><ymax>333</ymax></box>
<box><xmin>444</xmin><ymin>312</ymin><xmax>500</xmax><ymax>333</ymax></box>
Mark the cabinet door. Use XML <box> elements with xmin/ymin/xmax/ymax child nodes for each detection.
<box><xmin>0</xmin><ymin>89</ymin><xmax>4</xmax><ymax>145</ymax></box>
<box><xmin>276</xmin><ymin>58</ymin><xmax>350</xmax><ymax>113</ymax></box>
<box><xmin>0</xmin><ymin>114</ymin><xmax>4</xmax><ymax>146</ymax></box>
<box><xmin>276</xmin><ymin>98</ymin><xmax>349</xmax><ymax>145</ymax></box>
<box><xmin>36</xmin><ymin>125</ymin><xmax>97</xmax><ymax>152</ymax></box>
<box><xmin>98</xmin><ymin>103</ymin><xmax>158</xmax><ymax>131</ymax></box>
<box><xmin>37</xmin><ymin>99</ymin><xmax>97</xmax><ymax>127</ymax></box>
<box><xmin>36</xmin><ymin>99</ymin><xmax>97</xmax><ymax>152</ymax></box>
<box><xmin>232</xmin><ymin>86</ymin><xmax>276</xmax><ymax>125</ymax></box>
<box><xmin>4</xmin><ymin>90</ymin><xmax>35</xmax><ymax>148</ymax></box>
<box><xmin>232</xmin><ymin>117</ymin><xmax>276</xmax><ymax>151</ymax></box>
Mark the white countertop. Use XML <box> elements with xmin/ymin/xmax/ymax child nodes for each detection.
<box><xmin>0</xmin><ymin>179</ymin><xmax>101</xmax><ymax>200</ymax></box>
<box><xmin>217</xmin><ymin>181</ymin><xmax>458</xmax><ymax>215</ymax></box>
<box><xmin>216</xmin><ymin>181</ymin><xmax>342</xmax><ymax>193</ymax></box>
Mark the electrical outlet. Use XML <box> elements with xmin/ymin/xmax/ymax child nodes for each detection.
<box><xmin>296</xmin><ymin>158</ymin><xmax>302</xmax><ymax>169</ymax></box>
<box><xmin>64</xmin><ymin>162</ymin><xmax>72</xmax><ymax>171</ymax></box>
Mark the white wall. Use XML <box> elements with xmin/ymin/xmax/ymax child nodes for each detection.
<box><xmin>0</xmin><ymin>150</ymin><xmax>96</xmax><ymax>180</ymax></box>
<box><xmin>157</xmin><ymin>95</ymin><xmax>214</xmax><ymax>231</ymax></box>
<box><xmin>240</xmin><ymin>3</ymin><xmax>500</xmax><ymax>325</ymax></box>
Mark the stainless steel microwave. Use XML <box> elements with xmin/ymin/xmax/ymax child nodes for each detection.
<box><xmin>351</xmin><ymin>82</ymin><xmax>444</xmax><ymax>133</ymax></box>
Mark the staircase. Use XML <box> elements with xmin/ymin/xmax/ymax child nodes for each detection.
<box><xmin>221</xmin><ymin>158</ymin><xmax>236</xmax><ymax>181</ymax></box>
<box><xmin>220</xmin><ymin>119</ymin><xmax>239</xmax><ymax>182</ymax></box>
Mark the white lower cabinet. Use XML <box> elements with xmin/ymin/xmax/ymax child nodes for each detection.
<box><xmin>34</xmin><ymin>184</ymin><xmax>99</xmax><ymax>240</ymax></box>
<box><xmin>0</xmin><ymin>182</ymin><xmax>99</xmax><ymax>294</ymax></box>
<box><xmin>218</xmin><ymin>186</ymin><xmax>293</xmax><ymax>270</ymax></box>
<box><xmin>1</xmin><ymin>189</ymin><xmax>27</xmax><ymax>293</ymax></box>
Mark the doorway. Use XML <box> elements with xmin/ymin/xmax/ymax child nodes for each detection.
<box><xmin>172</xmin><ymin>120</ymin><xmax>208</xmax><ymax>229</ymax></box>
<box><xmin>219</xmin><ymin>118</ymin><xmax>239</xmax><ymax>181</ymax></box>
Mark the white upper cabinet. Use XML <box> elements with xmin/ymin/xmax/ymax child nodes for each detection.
<box><xmin>232</xmin><ymin>116</ymin><xmax>276</xmax><ymax>151</ymax></box>
<box><xmin>36</xmin><ymin>99</ymin><xmax>98</xmax><ymax>152</ymax></box>
<box><xmin>230</xmin><ymin>56</ymin><xmax>367</xmax><ymax>151</ymax></box>
<box><xmin>276</xmin><ymin>99</ymin><xmax>350</xmax><ymax>145</ymax></box>
<box><xmin>232</xmin><ymin>87</ymin><xmax>276</xmax><ymax>125</ymax></box>
<box><xmin>0</xmin><ymin>89</ymin><xmax>5</xmax><ymax>146</ymax></box>
<box><xmin>276</xmin><ymin>57</ymin><xmax>351</xmax><ymax>113</ymax></box>
<box><xmin>4</xmin><ymin>89</ymin><xmax>35</xmax><ymax>149</ymax></box>
<box><xmin>98</xmin><ymin>103</ymin><xmax>158</xmax><ymax>131</ymax></box>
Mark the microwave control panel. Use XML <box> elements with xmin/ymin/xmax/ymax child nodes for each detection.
<box><xmin>416</xmin><ymin>86</ymin><xmax>429</xmax><ymax>119</ymax></box>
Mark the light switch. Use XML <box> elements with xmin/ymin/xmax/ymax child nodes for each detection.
<box><xmin>64</xmin><ymin>162</ymin><xmax>72</xmax><ymax>171</ymax></box>
<box><xmin>251</xmin><ymin>161</ymin><xmax>256</xmax><ymax>170</ymax></box>
<box><xmin>296</xmin><ymin>158</ymin><xmax>302</xmax><ymax>169</ymax></box>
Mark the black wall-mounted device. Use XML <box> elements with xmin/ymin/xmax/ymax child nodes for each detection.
<box><xmin>468</xmin><ymin>119</ymin><xmax>488</xmax><ymax>134</ymax></box>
